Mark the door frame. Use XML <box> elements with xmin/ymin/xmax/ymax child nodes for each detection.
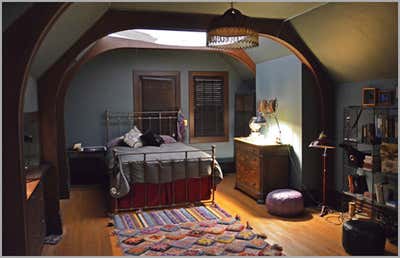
<box><xmin>133</xmin><ymin>71</ymin><xmax>181</xmax><ymax>113</ymax></box>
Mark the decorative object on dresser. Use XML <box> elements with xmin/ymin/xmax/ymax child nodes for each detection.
<box><xmin>308</xmin><ymin>131</ymin><xmax>336</xmax><ymax>217</ymax></box>
<box><xmin>67</xmin><ymin>146</ymin><xmax>107</xmax><ymax>185</ymax></box>
<box><xmin>257</xmin><ymin>98</ymin><xmax>282</xmax><ymax>144</ymax></box>
<box><xmin>248</xmin><ymin>112</ymin><xmax>265</xmax><ymax>137</ymax></box>
<box><xmin>234</xmin><ymin>137</ymin><xmax>289</xmax><ymax>203</ymax></box>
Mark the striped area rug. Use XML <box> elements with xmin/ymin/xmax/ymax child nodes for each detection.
<box><xmin>113</xmin><ymin>204</ymin><xmax>231</xmax><ymax>230</ymax></box>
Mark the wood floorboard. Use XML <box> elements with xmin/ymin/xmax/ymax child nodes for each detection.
<box><xmin>42</xmin><ymin>174</ymin><xmax>398</xmax><ymax>256</ymax></box>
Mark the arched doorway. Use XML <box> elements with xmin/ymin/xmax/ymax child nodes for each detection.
<box><xmin>4</xmin><ymin>4</ymin><xmax>332</xmax><ymax>255</ymax></box>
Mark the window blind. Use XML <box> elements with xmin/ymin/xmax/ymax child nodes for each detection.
<box><xmin>193</xmin><ymin>76</ymin><xmax>225</xmax><ymax>137</ymax></box>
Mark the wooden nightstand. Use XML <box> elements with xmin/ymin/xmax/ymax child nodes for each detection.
<box><xmin>67</xmin><ymin>147</ymin><xmax>107</xmax><ymax>185</ymax></box>
<box><xmin>234</xmin><ymin>137</ymin><xmax>290</xmax><ymax>203</ymax></box>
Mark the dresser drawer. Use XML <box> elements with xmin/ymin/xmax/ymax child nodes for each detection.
<box><xmin>235</xmin><ymin>144</ymin><xmax>260</xmax><ymax>191</ymax></box>
<box><xmin>236</xmin><ymin>142</ymin><xmax>259</xmax><ymax>157</ymax></box>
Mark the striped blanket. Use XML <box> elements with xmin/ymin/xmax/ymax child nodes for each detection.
<box><xmin>113</xmin><ymin>204</ymin><xmax>231</xmax><ymax>230</ymax></box>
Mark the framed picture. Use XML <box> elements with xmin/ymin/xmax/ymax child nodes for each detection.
<box><xmin>362</xmin><ymin>88</ymin><xmax>377</xmax><ymax>107</ymax></box>
<box><xmin>377</xmin><ymin>90</ymin><xmax>393</xmax><ymax>106</ymax></box>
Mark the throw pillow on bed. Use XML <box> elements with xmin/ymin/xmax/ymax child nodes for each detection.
<box><xmin>161</xmin><ymin>135</ymin><xmax>177</xmax><ymax>144</ymax></box>
<box><xmin>123</xmin><ymin>126</ymin><xmax>143</xmax><ymax>147</ymax></box>
<box><xmin>140</xmin><ymin>130</ymin><xmax>165</xmax><ymax>147</ymax></box>
<box><xmin>107</xmin><ymin>136</ymin><xmax>125</xmax><ymax>148</ymax></box>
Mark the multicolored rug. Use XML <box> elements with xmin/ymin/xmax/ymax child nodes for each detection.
<box><xmin>113</xmin><ymin>204</ymin><xmax>284</xmax><ymax>256</ymax></box>
<box><xmin>113</xmin><ymin>204</ymin><xmax>231</xmax><ymax>230</ymax></box>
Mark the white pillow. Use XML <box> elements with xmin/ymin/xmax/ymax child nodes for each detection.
<box><xmin>123</xmin><ymin>126</ymin><xmax>142</xmax><ymax>147</ymax></box>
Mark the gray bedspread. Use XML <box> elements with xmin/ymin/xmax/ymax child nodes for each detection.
<box><xmin>107</xmin><ymin>143</ymin><xmax>223</xmax><ymax>185</ymax></box>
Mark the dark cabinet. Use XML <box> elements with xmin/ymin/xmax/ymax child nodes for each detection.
<box><xmin>26</xmin><ymin>179</ymin><xmax>46</xmax><ymax>255</ymax></box>
<box><xmin>67</xmin><ymin>149</ymin><xmax>107</xmax><ymax>185</ymax></box>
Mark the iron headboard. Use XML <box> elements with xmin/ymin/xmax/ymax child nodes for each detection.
<box><xmin>104</xmin><ymin>109</ymin><xmax>179</xmax><ymax>144</ymax></box>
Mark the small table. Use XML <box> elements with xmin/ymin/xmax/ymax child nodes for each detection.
<box><xmin>67</xmin><ymin>147</ymin><xmax>107</xmax><ymax>185</ymax></box>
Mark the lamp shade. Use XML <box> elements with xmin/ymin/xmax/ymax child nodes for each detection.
<box><xmin>254</xmin><ymin>112</ymin><xmax>266</xmax><ymax>124</ymax></box>
<box><xmin>309</xmin><ymin>131</ymin><xmax>335</xmax><ymax>149</ymax></box>
<box><xmin>207</xmin><ymin>7</ymin><xmax>259</xmax><ymax>49</ymax></box>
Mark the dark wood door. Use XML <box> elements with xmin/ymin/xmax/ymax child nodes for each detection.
<box><xmin>133</xmin><ymin>71</ymin><xmax>180</xmax><ymax>134</ymax></box>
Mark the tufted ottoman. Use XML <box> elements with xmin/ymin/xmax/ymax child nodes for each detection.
<box><xmin>265</xmin><ymin>189</ymin><xmax>304</xmax><ymax>217</ymax></box>
<box><xmin>342</xmin><ymin>220</ymin><xmax>385</xmax><ymax>255</ymax></box>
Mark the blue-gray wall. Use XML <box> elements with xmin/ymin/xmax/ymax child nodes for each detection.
<box><xmin>256</xmin><ymin>55</ymin><xmax>321</xmax><ymax>190</ymax></box>
<box><xmin>256</xmin><ymin>55</ymin><xmax>303</xmax><ymax>188</ymax></box>
<box><xmin>333</xmin><ymin>78</ymin><xmax>398</xmax><ymax>191</ymax></box>
<box><xmin>65</xmin><ymin>48</ymin><xmax>253</xmax><ymax>158</ymax></box>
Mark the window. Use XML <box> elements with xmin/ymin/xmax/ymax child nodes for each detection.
<box><xmin>189</xmin><ymin>71</ymin><xmax>229</xmax><ymax>143</ymax></box>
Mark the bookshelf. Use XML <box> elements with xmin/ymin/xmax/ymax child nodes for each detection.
<box><xmin>341</xmin><ymin>105</ymin><xmax>397</xmax><ymax>240</ymax></box>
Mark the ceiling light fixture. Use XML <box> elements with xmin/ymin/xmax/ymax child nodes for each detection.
<box><xmin>207</xmin><ymin>3</ymin><xmax>259</xmax><ymax>49</ymax></box>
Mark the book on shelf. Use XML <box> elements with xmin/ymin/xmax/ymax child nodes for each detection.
<box><xmin>374</xmin><ymin>183</ymin><xmax>384</xmax><ymax>204</ymax></box>
<box><xmin>374</xmin><ymin>114</ymin><xmax>398</xmax><ymax>142</ymax></box>
<box><xmin>385</xmin><ymin>200</ymin><xmax>397</xmax><ymax>208</ymax></box>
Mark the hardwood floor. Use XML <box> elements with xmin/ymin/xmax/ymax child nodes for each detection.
<box><xmin>42</xmin><ymin>174</ymin><xmax>398</xmax><ymax>256</ymax></box>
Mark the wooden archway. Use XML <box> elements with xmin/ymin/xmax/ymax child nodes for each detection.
<box><xmin>55</xmin><ymin>36</ymin><xmax>256</xmax><ymax>197</ymax></box>
<box><xmin>38</xmin><ymin>11</ymin><xmax>333</xmax><ymax>200</ymax></box>
<box><xmin>3</xmin><ymin>6</ymin><xmax>333</xmax><ymax>254</ymax></box>
<box><xmin>3</xmin><ymin>3</ymin><xmax>70</xmax><ymax>254</ymax></box>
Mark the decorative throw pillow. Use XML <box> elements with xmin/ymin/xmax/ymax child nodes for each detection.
<box><xmin>161</xmin><ymin>135</ymin><xmax>177</xmax><ymax>144</ymax></box>
<box><xmin>123</xmin><ymin>127</ymin><xmax>142</xmax><ymax>147</ymax></box>
<box><xmin>140</xmin><ymin>130</ymin><xmax>165</xmax><ymax>147</ymax></box>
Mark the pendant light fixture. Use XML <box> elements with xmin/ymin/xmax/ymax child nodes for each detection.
<box><xmin>207</xmin><ymin>2</ymin><xmax>259</xmax><ymax>49</ymax></box>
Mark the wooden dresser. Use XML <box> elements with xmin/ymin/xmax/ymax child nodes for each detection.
<box><xmin>234</xmin><ymin>137</ymin><xmax>290</xmax><ymax>203</ymax></box>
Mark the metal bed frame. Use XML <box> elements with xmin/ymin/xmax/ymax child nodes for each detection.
<box><xmin>104</xmin><ymin>110</ymin><xmax>217</xmax><ymax>212</ymax></box>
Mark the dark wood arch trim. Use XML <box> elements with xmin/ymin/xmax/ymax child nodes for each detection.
<box><xmin>38</xmin><ymin>9</ymin><xmax>333</xmax><ymax>204</ymax></box>
<box><xmin>3</xmin><ymin>3</ymin><xmax>69</xmax><ymax>255</ymax></box>
<box><xmin>55</xmin><ymin>36</ymin><xmax>255</xmax><ymax>197</ymax></box>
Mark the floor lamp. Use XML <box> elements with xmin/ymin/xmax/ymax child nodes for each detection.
<box><xmin>309</xmin><ymin>131</ymin><xmax>336</xmax><ymax>217</ymax></box>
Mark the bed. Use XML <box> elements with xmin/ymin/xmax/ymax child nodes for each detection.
<box><xmin>104</xmin><ymin>110</ymin><xmax>223</xmax><ymax>212</ymax></box>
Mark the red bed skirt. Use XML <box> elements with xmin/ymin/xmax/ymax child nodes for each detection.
<box><xmin>111</xmin><ymin>176</ymin><xmax>214</xmax><ymax>211</ymax></box>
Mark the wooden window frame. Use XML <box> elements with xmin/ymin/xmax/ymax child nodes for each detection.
<box><xmin>133</xmin><ymin>71</ymin><xmax>181</xmax><ymax>112</ymax></box>
<box><xmin>189</xmin><ymin>71</ymin><xmax>229</xmax><ymax>144</ymax></box>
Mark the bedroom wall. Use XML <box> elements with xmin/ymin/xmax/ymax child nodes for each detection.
<box><xmin>256</xmin><ymin>55</ymin><xmax>303</xmax><ymax>189</ymax></box>
<box><xmin>333</xmin><ymin>78</ymin><xmax>398</xmax><ymax>192</ymax></box>
<box><xmin>65</xmin><ymin>48</ymin><xmax>253</xmax><ymax>158</ymax></box>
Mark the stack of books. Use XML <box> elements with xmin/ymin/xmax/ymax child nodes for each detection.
<box><xmin>374</xmin><ymin>183</ymin><xmax>398</xmax><ymax>208</ymax></box>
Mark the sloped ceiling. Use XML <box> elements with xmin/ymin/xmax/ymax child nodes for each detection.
<box><xmin>5</xmin><ymin>2</ymin><xmax>397</xmax><ymax>83</ymax></box>
<box><xmin>2</xmin><ymin>2</ymin><xmax>33</xmax><ymax>31</ymax></box>
<box><xmin>291</xmin><ymin>2</ymin><xmax>398</xmax><ymax>83</ymax></box>
<box><xmin>245</xmin><ymin>37</ymin><xmax>291</xmax><ymax>64</ymax></box>
<box><xmin>110</xmin><ymin>2</ymin><xmax>324</xmax><ymax>19</ymax></box>
<box><xmin>30</xmin><ymin>3</ymin><xmax>108</xmax><ymax>77</ymax></box>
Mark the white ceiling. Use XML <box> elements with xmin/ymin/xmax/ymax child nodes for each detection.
<box><xmin>245</xmin><ymin>37</ymin><xmax>291</xmax><ymax>64</ymax></box>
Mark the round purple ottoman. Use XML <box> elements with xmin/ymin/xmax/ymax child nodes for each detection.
<box><xmin>266</xmin><ymin>189</ymin><xmax>304</xmax><ymax>217</ymax></box>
